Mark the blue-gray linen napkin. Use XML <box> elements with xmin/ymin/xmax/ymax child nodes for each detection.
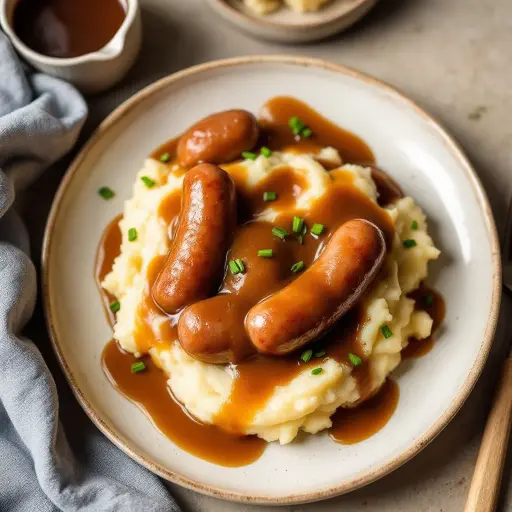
<box><xmin>0</xmin><ymin>31</ymin><xmax>179</xmax><ymax>512</ymax></box>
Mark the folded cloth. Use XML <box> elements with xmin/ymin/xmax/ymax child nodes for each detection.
<box><xmin>0</xmin><ymin>31</ymin><xmax>179</xmax><ymax>512</ymax></box>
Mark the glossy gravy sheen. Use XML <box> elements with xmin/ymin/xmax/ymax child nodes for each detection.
<box><xmin>102</xmin><ymin>339</ymin><xmax>266</xmax><ymax>466</ymax></box>
<box><xmin>99</xmin><ymin>97</ymin><xmax>443</xmax><ymax>465</ymax></box>
<box><xmin>329</xmin><ymin>379</ymin><xmax>399</xmax><ymax>444</ymax></box>
<box><xmin>12</xmin><ymin>0</ymin><xmax>126</xmax><ymax>59</ymax></box>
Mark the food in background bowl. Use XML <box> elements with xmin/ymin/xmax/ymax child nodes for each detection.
<box><xmin>245</xmin><ymin>0</ymin><xmax>331</xmax><ymax>15</ymax></box>
<box><xmin>97</xmin><ymin>97</ymin><xmax>443</xmax><ymax>466</ymax></box>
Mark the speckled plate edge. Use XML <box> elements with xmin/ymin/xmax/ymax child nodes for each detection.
<box><xmin>42</xmin><ymin>55</ymin><xmax>501</xmax><ymax>505</ymax></box>
<box><xmin>204</xmin><ymin>0</ymin><xmax>377</xmax><ymax>43</ymax></box>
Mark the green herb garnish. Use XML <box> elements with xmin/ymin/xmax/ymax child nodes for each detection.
<box><xmin>301</xmin><ymin>349</ymin><xmax>313</xmax><ymax>363</ymax></box>
<box><xmin>229</xmin><ymin>259</ymin><xmax>245</xmax><ymax>275</ymax></box>
<box><xmin>311</xmin><ymin>223</ymin><xmax>325</xmax><ymax>236</ymax></box>
<box><xmin>403</xmin><ymin>239</ymin><xmax>417</xmax><ymax>249</ymax></box>
<box><xmin>263</xmin><ymin>191</ymin><xmax>277</xmax><ymax>202</ymax></box>
<box><xmin>311</xmin><ymin>367</ymin><xmax>323</xmax><ymax>375</ymax></box>
<box><xmin>424</xmin><ymin>294</ymin><xmax>434</xmax><ymax>306</ymax></box>
<box><xmin>302</xmin><ymin>127</ymin><xmax>313</xmax><ymax>138</ymax></box>
<box><xmin>291</xmin><ymin>261</ymin><xmax>305</xmax><ymax>273</ymax></box>
<box><xmin>131</xmin><ymin>361</ymin><xmax>146</xmax><ymax>373</ymax></box>
<box><xmin>98</xmin><ymin>187</ymin><xmax>115</xmax><ymax>200</ymax></box>
<box><xmin>159</xmin><ymin>152</ymin><xmax>171</xmax><ymax>163</ymax></box>
<box><xmin>127</xmin><ymin>228</ymin><xmax>138</xmax><ymax>242</ymax></box>
<box><xmin>242</xmin><ymin>151</ymin><xmax>258</xmax><ymax>160</ymax></box>
<box><xmin>109</xmin><ymin>301</ymin><xmax>120</xmax><ymax>313</ymax></box>
<box><xmin>411</xmin><ymin>220</ymin><xmax>418</xmax><ymax>230</ymax></box>
<box><xmin>141</xmin><ymin>176</ymin><xmax>156</xmax><ymax>188</ymax></box>
<box><xmin>314</xmin><ymin>350</ymin><xmax>326</xmax><ymax>358</ymax></box>
<box><xmin>289</xmin><ymin>116</ymin><xmax>306</xmax><ymax>136</ymax></box>
<box><xmin>272</xmin><ymin>226</ymin><xmax>289</xmax><ymax>240</ymax></box>
<box><xmin>258</xmin><ymin>249</ymin><xmax>273</xmax><ymax>258</ymax></box>
<box><xmin>348</xmin><ymin>353</ymin><xmax>362</xmax><ymax>366</ymax></box>
<box><xmin>292</xmin><ymin>216</ymin><xmax>304</xmax><ymax>233</ymax></box>
<box><xmin>381</xmin><ymin>325</ymin><xmax>393</xmax><ymax>339</ymax></box>
<box><xmin>260</xmin><ymin>146</ymin><xmax>272</xmax><ymax>158</ymax></box>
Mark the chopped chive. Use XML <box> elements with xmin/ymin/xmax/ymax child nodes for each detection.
<box><xmin>291</xmin><ymin>261</ymin><xmax>305</xmax><ymax>273</ymax></box>
<box><xmin>348</xmin><ymin>353</ymin><xmax>362</xmax><ymax>366</ymax></box>
<box><xmin>311</xmin><ymin>223</ymin><xmax>325</xmax><ymax>236</ymax></box>
<box><xmin>260</xmin><ymin>146</ymin><xmax>272</xmax><ymax>158</ymax></box>
<box><xmin>159</xmin><ymin>152</ymin><xmax>171</xmax><ymax>163</ymax></box>
<box><xmin>263</xmin><ymin>191</ymin><xmax>277</xmax><ymax>202</ymax></box>
<box><xmin>229</xmin><ymin>260</ymin><xmax>241</xmax><ymax>275</ymax></box>
<box><xmin>258</xmin><ymin>249</ymin><xmax>273</xmax><ymax>258</ymax></box>
<box><xmin>381</xmin><ymin>325</ymin><xmax>393</xmax><ymax>339</ymax></box>
<box><xmin>98</xmin><ymin>187</ymin><xmax>115</xmax><ymax>200</ymax></box>
<box><xmin>411</xmin><ymin>220</ymin><xmax>419</xmax><ymax>230</ymax></box>
<box><xmin>229</xmin><ymin>259</ymin><xmax>245</xmax><ymax>274</ymax></box>
<box><xmin>109</xmin><ymin>301</ymin><xmax>120</xmax><ymax>313</ymax></box>
<box><xmin>289</xmin><ymin>116</ymin><xmax>305</xmax><ymax>136</ymax></box>
<box><xmin>301</xmin><ymin>349</ymin><xmax>313</xmax><ymax>363</ymax></box>
<box><xmin>242</xmin><ymin>151</ymin><xmax>258</xmax><ymax>160</ymax></box>
<box><xmin>424</xmin><ymin>294</ymin><xmax>434</xmax><ymax>306</ymax></box>
<box><xmin>127</xmin><ymin>228</ymin><xmax>138</xmax><ymax>242</ymax></box>
<box><xmin>314</xmin><ymin>350</ymin><xmax>326</xmax><ymax>358</ymax></box>
<box><xmin>272</xmin><ymin>226</ymin><xmax>289</xmax><ymax>240</ymax></box>
<box><xmin>131</xmin><ymin>361</ymin><xmax>146</xmax><ymax>373</ymax></box>
<box><xmin>235</xmin><ymin>259</ymin><xmax>245</xmax><ymax>273</ymax></box>
<box><xmin>302</xmin><ymin>127</ymin><xmax>313</xmax><ymax>138</ymax></box>
<box><xmin>292</xmin><ymin>216</ymin><xmax>304</xmax><ymax>233</ymax></box>
<box><xmin>311</xmin><ymin>367</ymin><xmax>323</xmax><ymax>375</ymax></box>
<box><xmin>403</xmin><ymin>239</ymin><xmax>417</xmax><ymax>249</ymax></box>
<box><xmin>141</xmin><ymin>176</ymin><xmax>156</xmax><ymax>188</ymax></box>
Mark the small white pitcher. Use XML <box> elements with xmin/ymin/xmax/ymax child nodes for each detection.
<box><xmin>0</xmin><ymin>0</ymin><xmax>142</xmax><ymax>94</ymax></box>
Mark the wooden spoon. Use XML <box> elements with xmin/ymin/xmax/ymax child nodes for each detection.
<box><xmin>465</xmin><ymin>199</ymin><xmax>512</xmax><ymax>512</ymax></box>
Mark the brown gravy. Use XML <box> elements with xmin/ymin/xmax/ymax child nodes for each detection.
<box><xmin>329</xmin><ymin>379</ymin><xmax>399</xmax><ymax>444</ymax></box>
<box><xmin>102</xmin><ymin>340</ymin><xmax>266</xmax><ymax>467</ymax></box>
<box><xmin>95</xmin><ymin>214</ymin><xmax>122</xmax><ymax>326</ymax></box>
<box><xmin>402</xmin><ymin>286</ymin><xmax>446</xmax><ymax>359</ymax></box>
<box><xmin>98</xmin><ymin>97</ymin><xmax>444</xmax><ymax>466</ymax></box>
<box><xmin>12</xmin><ymin>0</ymin><xmax>126</xmax><ymax>59</ymax></box>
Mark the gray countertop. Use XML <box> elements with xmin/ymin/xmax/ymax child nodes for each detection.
<box><xmin>24</xmin><ymin>0</ymin><xmax>512</xmax><ymax>510</ymax></box>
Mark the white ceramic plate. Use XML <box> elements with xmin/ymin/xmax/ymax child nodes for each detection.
<box><xmin>43</xmin><ymin>56</ymin><xmax>501</xmax><ymax>505</ymax></box>
<box><xmin>204</xmin><ymin>0</ymin><xmax>376</xmax><ymax>43</ymax></box>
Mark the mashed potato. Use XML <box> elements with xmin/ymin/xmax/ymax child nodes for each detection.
<box><xmin>103</xmin><ymin>148</ymin><xmax>440</xmax><ymax>444</ymax></box>
<box><xmin>245</xmin><ymin>0</ymin><xmax>331</xmax><ymax>14</ymax></box>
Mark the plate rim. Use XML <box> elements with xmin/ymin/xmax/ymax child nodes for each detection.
<box><xmin>41</xmin><ymin>55</ymin><xmax>502</xmax><ymax>505</ymax></box>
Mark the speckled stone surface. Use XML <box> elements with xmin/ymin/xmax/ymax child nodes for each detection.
<box><xmin>22</xmin><ymin>0</ymin><xmax>512</xmax><ymax>510</ymax></box>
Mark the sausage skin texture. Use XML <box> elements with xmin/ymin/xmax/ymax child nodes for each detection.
<box><xmin>245</xmin><ymin>219</ymin><xmax>386</xmax><ymax>355</ymax></box>
<box><xmin>178</xmin><ymin>295</ymin><xmax>255</xmax><ymax>364</ymax></box>
<box><xmin>177</xmin><ymin>110</ymin><xmax>260</xmax><ymax>168</ymax></box>
<box><xmin>152</xmin><ymin>164</ymin><xmax>236</xmax><ymax>314</ymax></box>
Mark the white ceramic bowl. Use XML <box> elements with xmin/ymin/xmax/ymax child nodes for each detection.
<box><xmin>204</xmin><ymin>0</ymin><xmax>376</xmax><ymax>43</ymax></box>
<box><xmin>0</xmin><ymin>0</ymin><xmax>142</xmax><ymax>94</ymax></box>
<box><xmin>42</xmin><ymin>56</ymin><xmax>501</xmax><ymax>504</ymax></box>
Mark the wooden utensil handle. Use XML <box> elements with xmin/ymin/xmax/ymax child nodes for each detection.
<box><xmin>465</xmin><ymin>358</ymin><xmax>512</xmax><ymax>512</ymax></box>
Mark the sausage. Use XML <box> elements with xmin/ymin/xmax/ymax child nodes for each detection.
<box><xmin>245</xmin><ymin>219</ymin><xmax>386</xmax><ymax>355</ymax></box>
<box><xmin>152</xmin><ymin>164</ymin><xmax>236</xmax><ymax>314</ymax></box>
<box><xmin>177</xmin><ymin>110</ymin><xmax>260</xmax><ymax>168</ymax></box>
<box><xmin>178</xmin><ymin>295</ymin><xmax>255</xmax><ymax>364</ymax></box>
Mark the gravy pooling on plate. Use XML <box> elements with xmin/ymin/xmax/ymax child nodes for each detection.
<box><xmin>98</xmin><ymin>97</ymin><xmax>444</xmax><ymax>466</ymax></box>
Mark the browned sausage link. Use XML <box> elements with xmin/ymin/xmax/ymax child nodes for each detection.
<box><xmin>178</xmin><ymin>295</ymin><xmax>256</xmax><ymax>364</ymax></box>
<box><xmin>152</xmin><ymin>164</ymin><xmax>236</xmax><ymax>314</ymax></box>
<box><xmin>177</xmin><ymin>110</ymin><xmax>260</xmax><ymax>168</ymax></box>
<box><xmin>245</xmin><ymin>219</ymin><xmax>386</xmax><ymax>355</ymax></box>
